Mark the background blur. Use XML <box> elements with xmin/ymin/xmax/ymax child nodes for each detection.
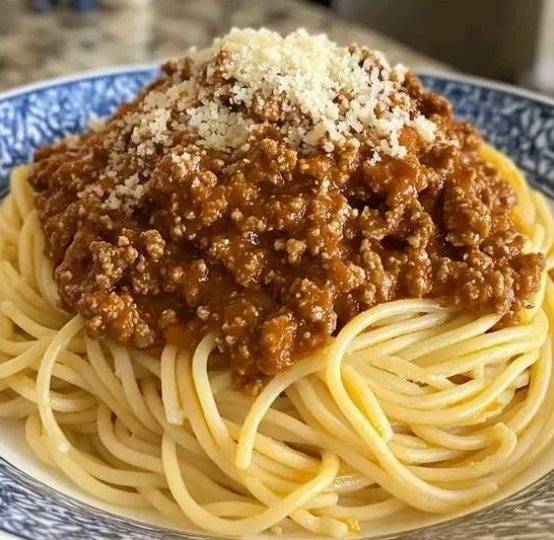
<box><xmin>0</xmin><ymin>0</ymin><xmax>553</xmax><ymax>96</ymax></box>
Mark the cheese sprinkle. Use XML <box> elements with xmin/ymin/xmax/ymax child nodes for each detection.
<box><xmin>132</xmin><ymin>28</ymin><xmax>436</xmax><ymax>157</ymax></box>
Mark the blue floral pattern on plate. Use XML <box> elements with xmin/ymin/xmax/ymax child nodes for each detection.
<box><xmin>0</xmin><ymin>69</ymin><xmax>553</xmax><ymax>540</ymax></box>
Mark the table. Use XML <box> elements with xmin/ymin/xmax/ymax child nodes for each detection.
<box><xmin>0</xmin><ymin>0</ymin><xmax>449</xmax><ymax>91</ymax></box>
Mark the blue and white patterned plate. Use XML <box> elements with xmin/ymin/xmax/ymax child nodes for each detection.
<box><xmin>1</xmin><ymin>68</ymin><xmax>554</xmax><ymax>540</ymax></box>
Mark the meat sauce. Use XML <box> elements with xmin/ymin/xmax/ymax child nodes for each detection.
<box><xmin>28</xmin><ymin>56</ymin><xmax>544</xmax><ymax>383</ymax></box>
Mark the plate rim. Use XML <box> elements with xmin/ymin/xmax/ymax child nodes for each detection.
<box><xmin>0</xmin><ymin>64</ymin><xmax>158</xmax><ymax>103</ymax></box>
<box><xmin>1</xmin><ymin>64</ymin><xmax>554</xmax><ymax>108</ymax></box>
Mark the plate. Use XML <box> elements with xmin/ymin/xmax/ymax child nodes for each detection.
<box><xmin>1</xmin><ymin>67</ymin><xmax>554</xmax><ymax>540</ymax></box>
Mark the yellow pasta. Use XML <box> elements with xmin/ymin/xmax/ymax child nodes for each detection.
<box><xmin>0</xmin><ymin>143</ymin><xmax>553</xmax><ymax>538</ymax></box>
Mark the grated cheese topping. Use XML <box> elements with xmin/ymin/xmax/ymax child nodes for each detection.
<box><xmin>85</xmin><ymin>28</ymin><xmax>444</xmax><ymax>213</ymax></box>
<box><xmin>103</xmin><ymin>174</ymin><xmax>146</xmax><ymax>214</ymax></box>
<box><xmin>130</xmin><ymin>28</ymin><xmax>437</xmax><ymax>157</ymax></box>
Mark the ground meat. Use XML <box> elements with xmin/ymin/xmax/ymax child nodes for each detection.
<box><xmin>28</xmin><ymin>68</ymin><xmax>544</xmax><ymax>384</ymax></box>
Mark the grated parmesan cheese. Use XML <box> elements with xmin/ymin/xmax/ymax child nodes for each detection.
<box><xmin>104</xmin><ymin>174</ymin><xmax>146</xmax><ymax>214</ymax></box>
<box><xmin>123</xmin><ymin>28</ymin><xmax>439</xmax><ymax>158</ymax></box>
<box><xmin>86</xmin><ymin>28</ymin><xmax>444</xmax><ymax>216</ymax></box>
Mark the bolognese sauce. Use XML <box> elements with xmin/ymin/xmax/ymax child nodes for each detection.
<box><xmin>28</xmin><ymin>29</ymin><xmax>543</xmax><ymax>382</ymax></box>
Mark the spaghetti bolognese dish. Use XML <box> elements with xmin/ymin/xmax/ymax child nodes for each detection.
<box><xmin>1</xmin><ymin>28</ymin><xmax>553</xmax><ymax>537</ymax></box>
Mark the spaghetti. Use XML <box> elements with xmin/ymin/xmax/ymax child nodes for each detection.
<box><xmin>0</xmin><ymin>143</ymin><xmax>553</xmax><ymax>537</ymax></box>
<box><xmin>1</xmin><ymin>26</ymin><xmax>554</xmax><ymax>538</ymax></box>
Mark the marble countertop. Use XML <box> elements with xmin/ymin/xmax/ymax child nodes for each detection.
<box><xmin>0</xmin><ymin>0</ymin><xmax>449</xmax><ymax>91</ymax></box>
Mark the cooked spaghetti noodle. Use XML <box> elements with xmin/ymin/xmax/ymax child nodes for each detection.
<box><xmin>1</xmin><ymin>28</ymin><xmax>554</xmax><ymax>538</ymax></box>
<box><xmin>0</xmin><ymin>143</ymin><xmax>553</xmax><ymax>537</ymax></box>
